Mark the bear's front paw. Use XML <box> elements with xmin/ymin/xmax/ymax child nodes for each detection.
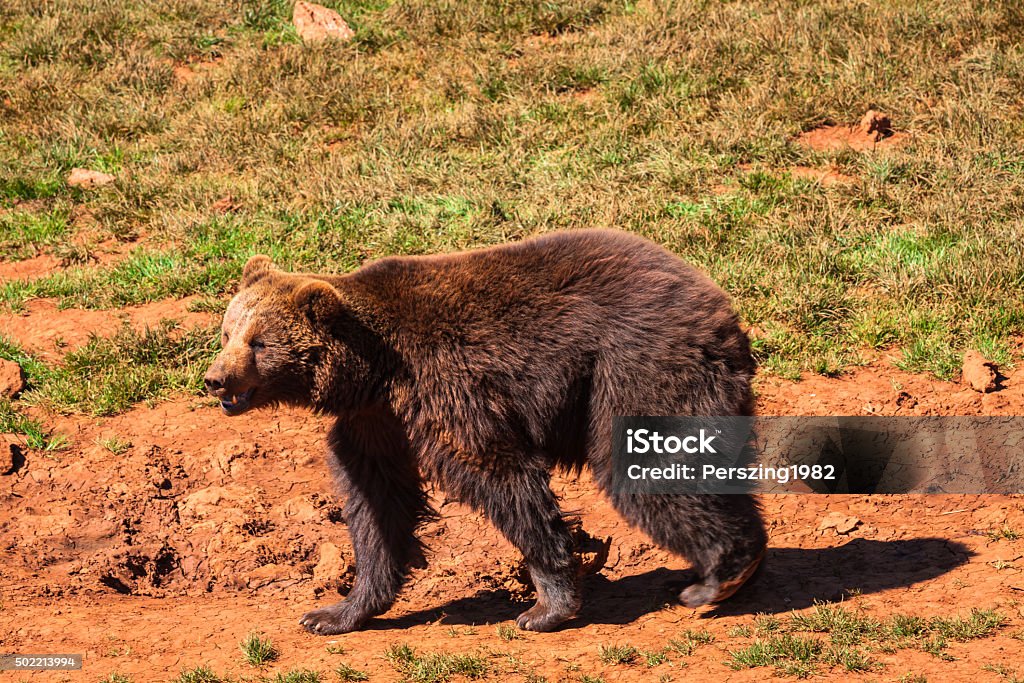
<box><xmin>299</xmin><ymin>602</ymin><xmax>369</xmax><ymax>635</ymax></box>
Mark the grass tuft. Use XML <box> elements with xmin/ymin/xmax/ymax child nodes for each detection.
<box><xmin>384</xmin><ymin>643</ymin><xmax>487</xmax><ymax>682</ymax></box>
<box><xmin>930</xmin><ymin>608</ymin><xmax>1005</xmax><ymax>642</ymax></box>
<box><xmin>598</xmin><ymin>643</ymin><xmax>637</xmax><ymax>665</ymax></box>
<box><xmin>240</xmin><ymin>631</ymin><xmax>279</xmax><ymax>667</ymax></box>
<box><xmin>267</xmin><ymin>671</ymin><xmax>322</xmax><ymax>683</ymax></box>
<box><xmin>173</xmin><ymin>666</ymin><xmax>223</xmax><ymax>683</ymax></box>
<box><xmin>334</xmin><ymin>663</ymin><xmax>369</xmax><ymax>682</ymax></box>
<box><xmin>496</xmin><ymin>623</ymin><xmax>523</xmax><ymax>641</ymax></box>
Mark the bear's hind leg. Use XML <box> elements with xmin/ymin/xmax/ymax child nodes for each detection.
<box><xmin>300</xmin><ymin>417</ymin><xmax>431</xmax><ymax>635</ymax></box>
<box><xmin>608</xmin><ymin>492</ymin><xmax>766</xmax><ymax>607</ymax></box>
<box><xmin>449</xmin><ymin>464</ymin><xmax>581</xmax><ymax>631</ymax></box>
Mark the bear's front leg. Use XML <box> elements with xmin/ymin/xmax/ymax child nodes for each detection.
<box><xmin>300</xmin><ymin>418</ymin><xmax>431</xmax><ymax>635</ymax></box>
<box><xmin>447</xmin><ymin>462</ymin><xmax>581</xmax><ymax>631</ymax></box>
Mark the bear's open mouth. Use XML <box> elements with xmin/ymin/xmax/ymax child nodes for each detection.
<box><xmin>220</xmin><ymin>388</ymin><xmax>255</xmax><ymax>415</ymax></box>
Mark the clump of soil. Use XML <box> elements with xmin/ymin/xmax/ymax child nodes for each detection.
<box><xmin>797</xmin><ymin>109</ymin><xmax>906</xmax><ymax>151</ymax></box>
<box><xmin>508</xmin><ymin>518</ymin><xmax>613</xmax><ymax>591</ymax></box>
<box><xmin>67</xmin><ymin>168</ymin><xmax>115</xmax><ymax>189</ymax></box>
<box><xmin>293</xmin><ymin>1</ymin><xmax>354</xmax><ymax>43</ymax></box>
<box><xmin>962</xmin><ymin>350</ymin><xmax>999</xmax><ymax>393</ymax></box>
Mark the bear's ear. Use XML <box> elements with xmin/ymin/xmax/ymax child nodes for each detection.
<box><xmin>292</xmin><ymin>280</ymin><xmax>342</xmax><ymax>325</ymax></box>
<box><xmin>241</xmin><ymin>255</ymin><xmax>275</xmax><ymax>288</ymax></box>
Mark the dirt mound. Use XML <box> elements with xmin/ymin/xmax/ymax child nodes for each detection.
<box><xmin>797</xmin><ymin>110</ymin><xmax>907</xmax><ymax>152</ymax></box>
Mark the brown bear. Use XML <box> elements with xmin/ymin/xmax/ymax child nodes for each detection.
<box><xmin>204</xmin><ymin>228</ymin><xmax>766</xmax><ymax>634</ymax></box>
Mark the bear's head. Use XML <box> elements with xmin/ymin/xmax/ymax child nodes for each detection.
<box><xmin>204</xmin><ymin>255</ymin><xmax>346</xmax><ymax>415</ymax></box>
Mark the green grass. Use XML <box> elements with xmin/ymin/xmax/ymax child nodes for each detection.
<box><xmin>0</xmin><ymin>325</ymin><xmax>212</xmax><ymax>447</ymax></box>
<box><xmin>639</xmin><ymin>649</ymin><xmax>667</xmax><ymax>667</ymax></box>
<box><xmin>334</xmin><ymin>663</ymin><xmax>369</xmax><ymax>682</ymax></box>
<box><xmin>0</xmin><ymin>399</ymin><xmax>65</xmax><ymax>450</ymax></box>
<box><xmin>384</xmin><ymin>643</ymin><xmax>487</xmax><ymax>683</ymax></box>
<box><xmin>265</xmin><ymin>671</ymin><xmax>322</xmax><ymax>683</ymax></box>
<box><xmin>727</xmin><ymin>603</ymin><xmax>1007</xmax><ymax>675</ymax></box>
<box><xmin>598</xmin><ymin>643</ymin><xmax>637</xmax><ymax>665</ymax></box>
<box><xmin>987</xmin><ymin>525</ymin><xmax>1022</xmax><ymax>541</ymax></box>
<box><xmin>930</xmin><ymin>608</ymin><xmax>1005</xmax><ymax>642</ymax></box>
<box><xmin>788</xmin><ymin>603</ymin><xmax>881</xmax><ymax>645</ymax></box>
<box><xmin>240</xmin><ymin>631</ymin><xmax>279</xmax><ymax>667</ymax></box>
<box><xmin>98</xmin><ymin>435</ymin><xmax>133</xmax><ymax>455</ymax></box>
<box><xmin>0</xmin><ymin>206</ymin><xmax>70</xmax><ymax>260</ymax></box>
<box><xmin>728</xmin><ymin>634</ymin><xmax>823</xmax><ymax>677</ymax></box>
<box><xmin>0</xmin><ymin>0</ymin><xmax>1023</xmax><ymax>384</ymax></box>
<box><xmin>173</xmin><ymin>666</ymin><xmax>224</xmax><ymax>683</ymax></box>
<box><xmin>19</xmin><ymin>321</ymin><xmax>218</xmax><ymax>416</ymax></box>
<box><xmin>667</xmin><ymin>629</ymin><xmax>715</xmax><ymax>656</ymax></box>
<box><xmin>495</xmin><ymin>623</ymin><xmax>522</xmax><ymax>641</ymax></box>
<box><xmin>0</xmin><ymin>334</ymin><xmax>48</xmax><ymax>382</ymax></box>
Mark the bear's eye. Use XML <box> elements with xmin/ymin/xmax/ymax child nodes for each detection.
<box><xmin>222</xmin><ymin>331</ymin><xmax>230</xmax><ymax>344</ymax></box>
<box><xmin>250</xmin><ymin>340</ymin><xmax>266</xmax><ymax>352</ymax></box>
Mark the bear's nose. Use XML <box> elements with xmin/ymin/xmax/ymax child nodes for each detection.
<box><xmin>204</xmin><ymin>373</ymin><xmax>225</xmax><ymax>393</ymax></box>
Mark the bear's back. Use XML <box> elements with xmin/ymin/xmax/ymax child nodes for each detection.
<box><xmin>342</xmin><ymin>229</ymin><xmax>753</xmax><ymax>429</ymax></box>
<box><xmin>348</xmin><ymin>229</ymin><xmax>728</xmax><ymax>327</ymax></box>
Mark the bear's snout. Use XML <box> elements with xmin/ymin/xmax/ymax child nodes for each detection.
<box><xmin>203</xmin><ymin>364</ymin><xmax>228</xmax><ymax>396</ymax></box>
<box><xmin>204</xmin><ymin>355</ymin><xmax>258</xmax><ymax>415</ymax></box>
<box><xmin>203</xmin><ymin>372</ymin><xmax>224</xmax><ymax>394</ymax></box>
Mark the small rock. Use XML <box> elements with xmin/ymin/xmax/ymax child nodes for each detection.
<box><xmin>819</xmin><ymin>512</ymin><xmax>860</xmax><ymax>535</ymax></box>
<box><xmin>962</xmin><ymin>350</ymin><xmax>997</xmax><ymax>393</ymax></box>
<box><xmin>0</xmin><ymin>359</ymin><xmax>25</xmax><ymax>399</ymax></box>
<box><xmin>293</xmin><ymin>2</ymin><xmax>355</xmax><ymax>44</ymax></box>
<box><xmin>67</xmin><ymin>168</ymin><xmax>115</xmax><ymax>189</ymax></box>
<box><xmin>859</xmin><ymin>110</ymin><xmax>892</xmax><ymax>141</ymax></box>
<box><xmin>313</xmin><ymin>542</ymin><xmax>348</xmax><ymax>584</ymax></box>
<box><xmin>578</xmin><ymin>534</ymin><xmax>612</xmax><ymax>576</ymax></box>
<box><xmin>1</xmin><ymin>436</ymin><xmax>21</xmax><ymax>475</ymax></box>
<box><xmin>246</xmin><ymin>563</ymin><xmax>292</xmax><ymax>589</ymax></box>
<box><xmin>211</xmin><ymin>195</ymin><xmax>240</xmax><ymax>214</ymax></box>
<box><xmin>281</xmin><ymin>494</ymin><xmax>322</xmax><ymax>522</ymax></box>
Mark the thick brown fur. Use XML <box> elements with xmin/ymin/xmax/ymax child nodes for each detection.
<box><xmin>204</xmin><ymin>228</ymin><xmax>767</xmax><ymax>634</ymax></box>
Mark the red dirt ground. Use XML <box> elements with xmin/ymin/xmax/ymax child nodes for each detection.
<box><xmin>0</xmin><ymin>298</ymin><xmax>216</xmax><ymax>361</ymax></box>
<box><xmin>1</xmin><ymin>301</ymin><xmax>1022</xmax><ymax>682</ymax></box>
<box><xmin>796</xmin><ymin>111</ymin><xmax>907</xmax><ymax>153</ymax></box>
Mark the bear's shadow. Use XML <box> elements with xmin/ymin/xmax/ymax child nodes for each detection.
<box><xmin>366</xmin><ymin>537</ymin><xmax>972</xmax><ymax>630</ymax></box>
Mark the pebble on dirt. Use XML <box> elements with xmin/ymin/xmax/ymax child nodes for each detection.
<box><xmin>962</xmin><ymin>350</ymin><xmax>998</xmax><ymax>393</ymax></box>
<box><xmin>859</xmin><ymin>109</ymin><xmax>893</xmax><ymax>141</ymax></box>
<box><xmin>0</xmin><ymin>359</ymin><xmax>26</xmax><ymax>399</ymax></box>
<box><xmin>313</xmin><ymin>542</ymin><xmax>349</xmax><ymax>588</ymax></box>
<box><xmin>292</xmin><ymin>1</ymin><xmax>355</xmax><ymax>44</ymax></box>
<box><xmin>819</xmin><ymin>512</ymin><xmax>861</xmax><ymax>535</ymax></box>
<box><xmin>1</xmin><ymin>437</ymin><xmax>20</xmax><ymax>475</ymax></box>
<box><xmin>67</xmin><ymin>168</ymin><xmax>115</xmax><ymax>189</ymax></box>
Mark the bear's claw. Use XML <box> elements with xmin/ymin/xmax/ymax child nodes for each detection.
<box><xmin>299</xmin><ymin>604</ymin><xmax>369</xmax><ymax>635</ymax></box>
